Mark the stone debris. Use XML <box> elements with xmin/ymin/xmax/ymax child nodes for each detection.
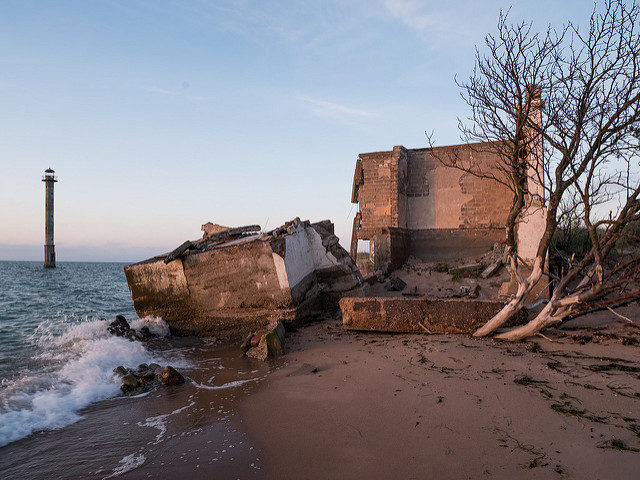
<box><xmin>201</xmin><ymin>222</ymin><xmax>230</xmax><ymax>236</ymax></box>
<box><xmin>384</xmin><ymin>277</ymin><xmax>407</xmax><ymax>292</ymax></box>
<box><xmin>449</xmin><ymin>263</ymin><xmax>483</xmax><ymax>277</ymax></box>
<box><xmin>242</xmin><ymin>320</ymin><xmax>286</xmax><ymax>361</ymax></box>
<box><xmin>481</xmin><ymin>260</ymin><xmax>503</xmax><ymax>279</ymax></box>
<box><xmin>113</xmin><ymin>362</ymin><xmax>185</xmax><ymax>394</ymax></box>
<box><xmin>164</xmin><ymin>224</ymin><xmax>262</xmax><ymax>264</ymax></box>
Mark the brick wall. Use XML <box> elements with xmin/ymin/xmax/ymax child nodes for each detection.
<box><xmin>356</xmin><ymin>151</ymin><xmax>394</xmax><ymax>238</ymax></box>
<box><xmin>351</xmin><ymin>142</ymin><xmax>512</xmax><ymax>262</ymax></box>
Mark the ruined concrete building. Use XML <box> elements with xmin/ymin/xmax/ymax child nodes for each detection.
<box><xmin>125</xmin><ymin>219</ymin><xmax>364</xmax><ymax>338</ymax></box>
<box><xmin>350</xmin><ymin>90</ymin><xmax>546</xmax><ymax>274</ymax></box>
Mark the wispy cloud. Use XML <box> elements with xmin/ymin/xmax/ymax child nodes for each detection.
<box><xmin>382</xmin><ymin>0</ymin><xmax>440</xmax><ymax>32</ymax></box>
<box><xmin>146</xmin><ymin>84</ymin><xmax>211</xmax><ymax>101</ymax></box>
<box><xmin>381</xmin><ymin>0</ymin><xmax>493</xmax><ymax>46</ymax></box>
<box><xmin>300</xmin><ymin>96</ymin><xmax>379</xmax><ymax>120</ymax></box>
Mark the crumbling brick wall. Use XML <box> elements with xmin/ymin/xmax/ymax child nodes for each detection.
<box><xmin>351</xmin><ymin>142</ymin><xmax>512</xmax><ymax>263</ymax></box>
<box><xmin>355</xmin><ymin>151</ymin><xmax>395</xmax><ymax>238</ymax></box>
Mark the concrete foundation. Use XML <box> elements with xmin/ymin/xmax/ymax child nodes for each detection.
<box><xmin>340</xmin><ymin>296</ymin><xmax>526</xmax><ymax>334</ymax></box>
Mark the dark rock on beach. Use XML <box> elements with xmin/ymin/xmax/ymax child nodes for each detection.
<box><xmin>120</xmin><ymin>374</ymin><xmax>139</xmax><ymax>393</ymax></box>
<box><xmin>161</xmin><ymin>366</ymin><xmax>185</xmax><ymax>385</ymax></box>
<box><xmin>106</xmin><ymin>315</ymin><xmax>160</xmax><ymax>341</ymax></box>
<box><xmin>107</xmin><ymin>315</ymin><xmax>132</xmax><ymax>338</ymax></box>
<box><xmin>113</xmin><ymin>363</ymin><xmax>185</xmax><ymax>394</ymax></box>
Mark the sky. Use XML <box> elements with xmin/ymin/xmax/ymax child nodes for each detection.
<box><xmin>0</xmin><ymin>0</ymin><xmax>596</xmax><ymax>262</ymax></box>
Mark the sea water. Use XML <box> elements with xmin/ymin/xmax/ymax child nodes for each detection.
<box><xmin>0</xmin><ymin>261</ymin><xmax>267</xmax><ymax>479</ymax></box>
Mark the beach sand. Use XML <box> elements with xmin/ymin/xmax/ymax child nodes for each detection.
<box><xmin>239</xmin><ymin>307</ymin><xmax>640</xmax><ymax>479</ymax></box>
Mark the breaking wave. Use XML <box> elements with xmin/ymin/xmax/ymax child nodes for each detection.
<box><xmin>0</xmin><ymin>316</ymin><xmax>173</xmax><ymax>447</ymax></box>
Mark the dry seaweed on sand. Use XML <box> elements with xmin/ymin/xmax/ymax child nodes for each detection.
<box><xmin>586</xmin><ymin>362</ymin><xmax>640</xmax><ymax>373</ymax></box>
<box><xmin>513</xmin><ymin>375</ymin><xmax>549</xmax><ymax>387</ymax></box>
<box><xmin>550</xmin><ymin>402</ymin><xmax>608</xmax><ymax>424</ymax></box>
<box><xmin>596</xmin><ymin>439</ymin><xmax>640</xmax><ymax>452</ymax></box>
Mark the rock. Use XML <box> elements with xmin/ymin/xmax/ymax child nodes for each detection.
<box><xmin>246</xmin><ymin>320</ymin><xmax>285</xmax><ymax>361</ymax></box>
<box><xmin>240</xmin><ymin>332</ymin><xmax>254</xmax><ymax>352</ymax></box>
<box><xmin>152</xmin><ymin>365</ymin><xmax>164</xmax><ymax>380</ymax></box>
<box><xmin>134</xmin><ymin>365</ymin><xmax>155</xmax><ymax>379</ymax></box>
<box><xmin>468</xmin><ymin>284</ymin><xmax>480</xmax><ymax>299</ymax></box>
<box><xmin>136</xmin><ymin>326</ymin><xmax>152</xmax><ymax>340</ymax></box>
<box><xmin>449</xmin><ymin>263</ymin><xmax>483</xmax><ymax>277</ymax></box>
<box><xmin>120</xmin><ymin>374</ymin><xmax>139</xmax><ymax>393</ymax></box>
<box><xmin>161</xmin><ymin>366</ymin><xmax>185</xmax><ymax>385</ymax></box>
<box><xmin>108</xmin><ymin>315</ymin><xmax>132</xmax><ymax>337</ymax></box>
<box><xmin>246</xmin><ymin>338</ymin><xmax>269</xmax><ymax>361</ymax></box>
<box><xmin>113</xmin><ymin>365</ymin><xmax>128</xmax><ymax>376</ymax></box>
<box><xmin>363</xmin><ymin>274</ymin><xmax>378</xmax><ymax>286</ymax></box>
<box><xmin>481</xmin><ymin>260</ymin><xmax>503</xmax><ymax>279</ymax></box>
<box><xmin>384</xmin><ymin>277</ymin><xmax>407</xmax><ymax>292</ymax></box>
<box><xmin>148</xmin><ymin>363</ymin><xmax>160</xmax><ymax>370</ymax></box>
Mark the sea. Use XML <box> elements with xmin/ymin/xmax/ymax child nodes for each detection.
<box><xmin>0</xmin><ymin>261</ymin><xmax>269</xmax><ymax>479</ymax></box>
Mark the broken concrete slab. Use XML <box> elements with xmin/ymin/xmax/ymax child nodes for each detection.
<box><xmin>125</xmin><ymin>218</ymin><xmax>364</xmax><ymax>338</ymax></box>
<box><xmin>449</xmin><ymin>263</ymin><xmax>483</xmax><ymax>277</ymax></box>
<box><xmin>246</xmin><ymin>320</ymin><xmax>285</xmax><ymax>361</ymax></box>
<box><xmin>481</xmin><ymin>260</ymin><xmax>503</xmax><ymax>279</ymax></box>
<box><xmin>340</xmin><ymin>296</ymin><xmax>526</xmax><ymax>334</ymax></box>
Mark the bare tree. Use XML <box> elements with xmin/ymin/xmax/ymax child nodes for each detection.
<box><xmin>439</xmin><ymin>0</ymin><xmax>640</xmax><ymax>340</ymax></box>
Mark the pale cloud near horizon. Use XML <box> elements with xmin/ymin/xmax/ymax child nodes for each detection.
<box><xmin>299</xmin><ymin>96</ymin><xmax>379</xmax><ymax>121</ymax></box>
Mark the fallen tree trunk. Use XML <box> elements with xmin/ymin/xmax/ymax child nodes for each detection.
<box><xmin>473</xmin><ymin>255</ymin><xmax>544</xmax><ymax>337</ymax></box>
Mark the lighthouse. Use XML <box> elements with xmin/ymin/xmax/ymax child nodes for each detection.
<box><xmin>43</xmin><ymin>168</ymin><xmax>57</xmax><ymax>268</ymax></box>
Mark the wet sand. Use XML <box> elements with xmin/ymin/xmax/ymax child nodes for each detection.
<box><xmin>239</xmin><ymin>308</ymin><xmax>640</xmax><ymax>479</ymax></box>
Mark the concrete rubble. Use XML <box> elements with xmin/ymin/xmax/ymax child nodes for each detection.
<box><xmin>241</xmin><ymin>319</ymin><xmax>286</xmax><ymax>361</ymax></box>
<box><xmin>124</xmin><ymin>218</ymin><xmax>364</xmax><ymax>338</ymax></box>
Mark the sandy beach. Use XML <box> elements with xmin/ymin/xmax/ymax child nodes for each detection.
<box><xmin>239</xmin><ymin>308</ymin><xmax>640</xmax><ymax>479</ymax></box>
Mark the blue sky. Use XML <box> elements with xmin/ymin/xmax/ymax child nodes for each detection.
<box><xmin>0</xmin><ymin>0</ymin><xmax>595</xmax><ymax>261</ymax></box>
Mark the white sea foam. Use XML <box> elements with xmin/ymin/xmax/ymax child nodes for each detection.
<box><xmin>136</xmin><ymin>399</ymin><xmax>195</xmax><ymax>444</ymax></box>
<box><xmin>129</xmin><ymin>316</ymin><xmax>170</xmax><ymax>337</ymax></box>
<box><xmin>103</xmin><ymin>452</ymin><xmax>146</xmax><ymax>478</ymax></box>
<box><xmin>191</xmin><ymin>377</ymin><xmax>261</xmax><ymax>390</ymax></box>
<box><xmin>0</xmin><ymin>317</ymin><xmax>174</xmax><ymax>447</ymax></box>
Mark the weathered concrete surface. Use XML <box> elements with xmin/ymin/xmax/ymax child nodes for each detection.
<box><xmin>125</xmin><ymin>219</ymin><xmax>364</xmax><ymax>338</ymax></box>
<box><xmin>340</xmin><ymin>296</ymin><xmax>524</xmax><ymax>334</ymax></box>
